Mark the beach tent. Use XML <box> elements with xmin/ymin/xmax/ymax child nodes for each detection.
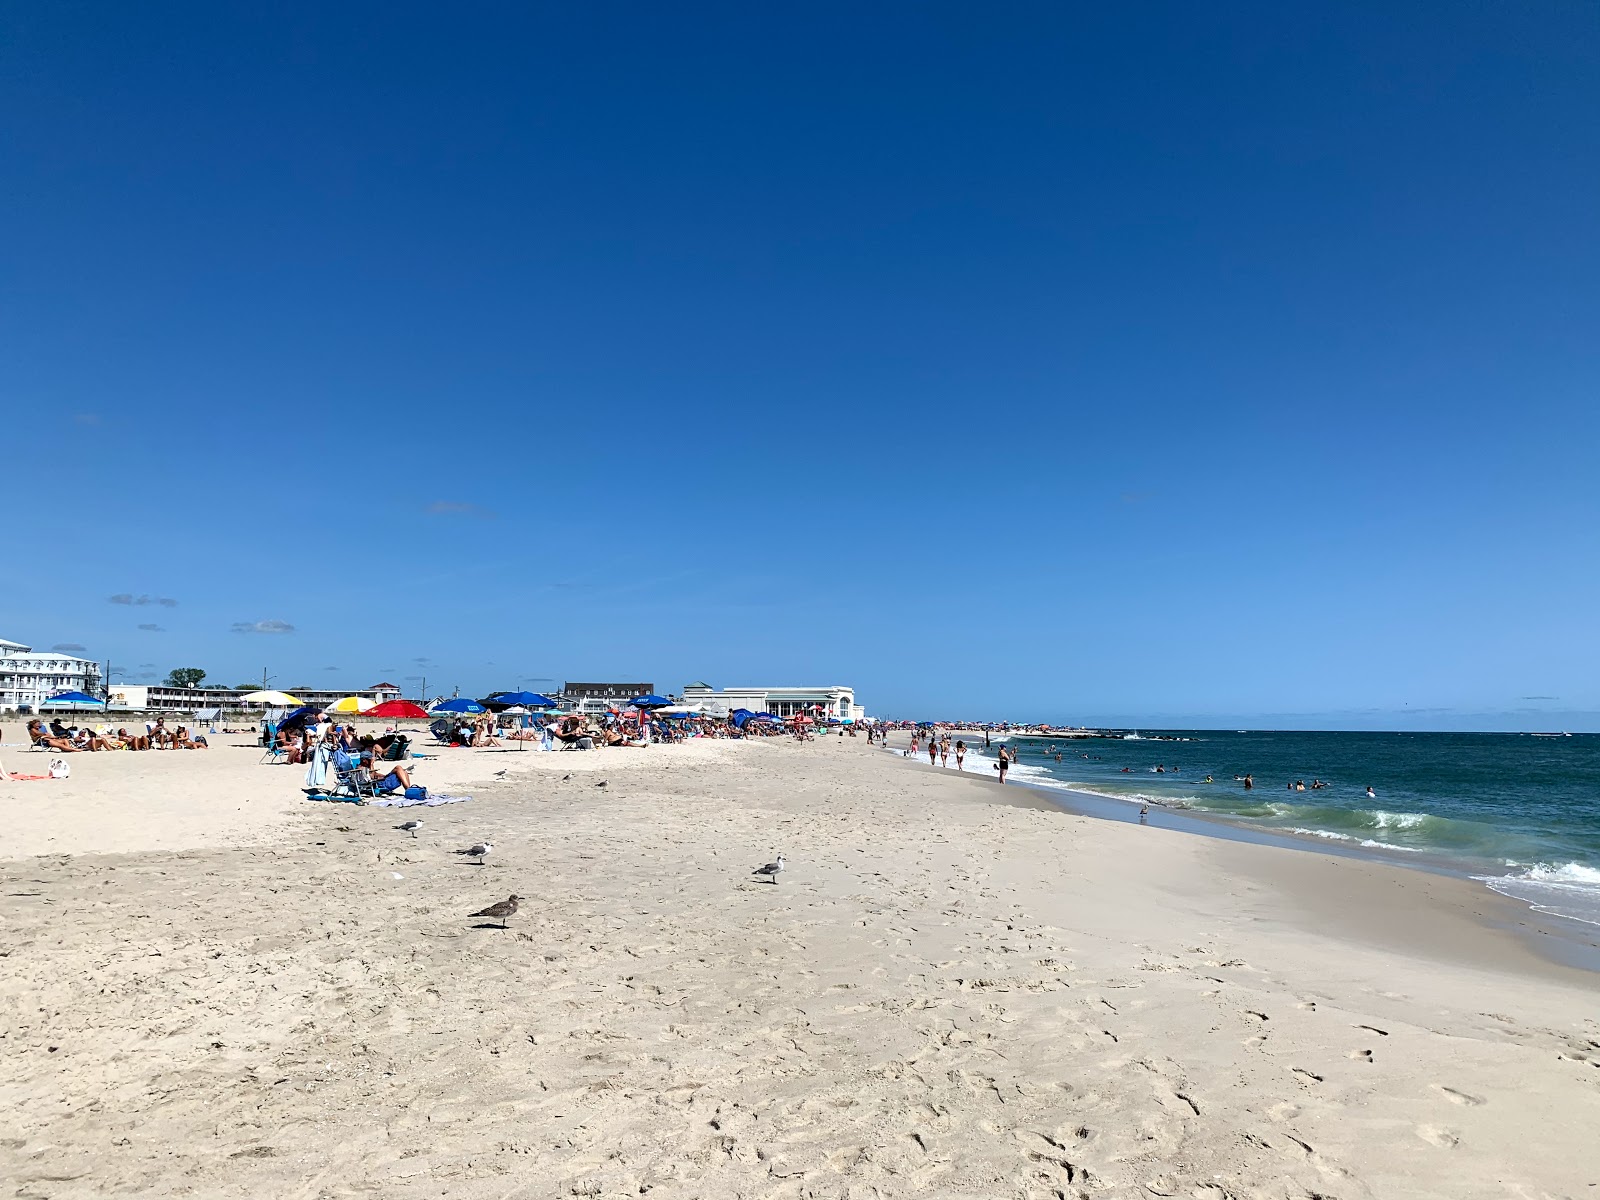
<box><xmin>367</xmin><ymin>699</ymin><xmax>429</xmax><ymax>719</ymax></box>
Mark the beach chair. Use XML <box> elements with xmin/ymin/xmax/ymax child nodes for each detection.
<box><xmin>259</xmin><ymin>723</ymin><xmax>287</xmax><ymax>764</ymax></box>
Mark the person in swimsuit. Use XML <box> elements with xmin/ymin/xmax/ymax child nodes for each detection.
<box><xmin>939</xmin><ymin>737</ymin><xmax>949</xmax><ymax>767</ymax></box>
<box><xmin>955</xmin><ymin>739</ymin><xmax>966</xmax><ymax>770</ymax></box>
<box><xmin>996</xmin><ymin>745</ymin><xmax>1010</xmax><ymax>783</ymax></box>
<box><xmin>928</xmin><ymin>737</ymin><xmax>938</xmax><ymax>766</ymax></box>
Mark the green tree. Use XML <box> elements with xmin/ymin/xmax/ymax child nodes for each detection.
<box><xmin>165</xmin><ymin>667</ymin><xmax>206</xmax><ymax>689</ymax></box>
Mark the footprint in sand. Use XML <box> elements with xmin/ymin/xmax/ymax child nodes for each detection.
<box><xmin>1348</xmin><ymin>1049</ymin><xmax>1374</xmax><ymax>1062</ymax></box>
<box><xmin>1290</xmin><ymin>1067</ymin><xmax>1324</xmax><ymax>1085</ymax></box>
<box><xmin>1417</xmin><ymin>1124</ymin><xmax>1460</xmax><ymax>1149</ymax></box>
<box><xmin>1432</xmin><ymin>1085</ymin><xmax>1485</xmax><ymax>1106</ymax></box>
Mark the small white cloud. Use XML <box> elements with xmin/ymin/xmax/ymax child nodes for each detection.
<box><xmin>231</xmin><ymin>619</ymin><xmax>295</xmax><ymax>635</ymax></box>
<box><xmin>51</xmin><ymin>642</ymin><xmax>88</xmax><ymax>653</ymax></box>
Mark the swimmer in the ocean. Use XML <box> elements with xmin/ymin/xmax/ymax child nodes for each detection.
<box><xmin>1202</xmin><ymin>775</ymin><xmax>1213</xmax><ymax>783</ymax></box>
<box><xmin>1366</xmin><ymin>785</ymin><xmax>1376</xmax><ymax>799</ymax></box>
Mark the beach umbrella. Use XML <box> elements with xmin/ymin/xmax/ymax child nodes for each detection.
<box><xmin>431</xmin><ymin>698</ymin><xmax>487</xmax><ymax>714</ymax></box>
<box><xmin>240</xmin><ymin>689</ymin><xmax>301</xmax><ymax>706</ymax></box>
<box><xmin>41</xmin><ymin>690</ymin><xmax>102</xmax><ymax>707</ymax></box>
<box><xmin>277</xmin><ymin>705</ymin><xmax>326</xmax><ymax>734</ymax></box>
<box><xmin>483</xmin><ymin>690</ymin><xmax>559</xmax><ymax>710</ymax></box>
<box><xmin>628</xmin><ymin>694</ymin><xmax>673</xmax><ymax>708</ymax></box>
<box><xmin>367</xmin><ymin>699</ymin><xmax>429</xmax><ymax>720</ymax></box>
<box><xmin>326</xmin><ymin>695</ymin><xmax>375</xmax><ymax>714</ymax></box>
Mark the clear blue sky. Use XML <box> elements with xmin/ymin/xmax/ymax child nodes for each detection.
<box><xmin>4</xmin><ymin>2</ymin><xmax>1597</xmax><ymax>729</ymax></box>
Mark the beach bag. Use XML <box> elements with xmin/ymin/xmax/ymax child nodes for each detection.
<box><xmin>404</xmin><ymin>785</ymin><xmax>428</xmax><ymax>801</ymax></box>
<box><xmin>48</xmin><ymin>757</ymin><xmax>70</xmax><ymax>779</ymax></box>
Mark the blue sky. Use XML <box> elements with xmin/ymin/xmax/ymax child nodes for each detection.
<box><xmin>4</xmin><ymin>2</ymin><xmax>1597</xmax><ymax>729</ymax></box>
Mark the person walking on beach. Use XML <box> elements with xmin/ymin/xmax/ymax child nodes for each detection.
<box><xmin>928</xmin><ymin>737</ymin><xmax>939</xmax><ymax>766</ymax></box>
<box><xmin>939</xmin><ymin>737</ymin><xmax>949</xmax><ymax>767</ymax></box>
<box><xmin>955</xmin><ymin>739</ymin><xmax>966</xmax><ymax>770</ymax></box>
<box><xmin>996</xmin><ymin>745</ymin><xmax>1010</xmax><ymax>783</ymax></box>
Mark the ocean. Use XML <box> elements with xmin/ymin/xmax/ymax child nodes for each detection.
<box><xmin>934</xmin><ymin>730</ymin><xmax>1600</xmax><ymax>929</ymax></box>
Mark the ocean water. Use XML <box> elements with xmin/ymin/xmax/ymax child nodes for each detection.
<box><xmin>923</xmin><ymin>730</ymin><xmax>1600</xmax><ymax>928</ymax></box>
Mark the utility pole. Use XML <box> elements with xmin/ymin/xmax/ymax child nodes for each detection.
<box><xmin>419</xmin><ymin>676</ymin><xmax>427</xmax><ymax>705</ymax></box>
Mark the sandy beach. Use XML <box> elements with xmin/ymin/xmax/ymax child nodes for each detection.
<box><xmin>3</xmin><ymin>728</ymin><xmax>1597</xmax><ymax>1198</ymax></box>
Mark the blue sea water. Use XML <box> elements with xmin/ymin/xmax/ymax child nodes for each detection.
<box><xmin>962</xmin><ymin>730</ymin><xmax>1600</xmax><ymax>928</ymax></box>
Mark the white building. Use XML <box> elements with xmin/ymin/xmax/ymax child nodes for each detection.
<box><xmin>681</xmin><ymin>682</ymin><xmax>865</xmax><ymax>722</ymax></box>
<box><xmin>0</xmin><ymin>638</ymin><xmax>103</xmax><ymax>713</ymax></box>
<box><xmin>104</xmin><ymin>681</ymin><xmax>405</xmax><ymax>712</ymax></box>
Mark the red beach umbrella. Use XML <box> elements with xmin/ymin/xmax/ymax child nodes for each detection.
<box><xmin>367</xmin><ymin>699</ymin><xmax>429</xmax><ymax>719</ymax></box>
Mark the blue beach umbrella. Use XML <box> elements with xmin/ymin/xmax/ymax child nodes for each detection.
<box><xmin>431</xmin><ymin>698</ymin><xmax>487</xmax><ymax>715</ymax></box>
<box><xmin>628</xmin><ymin>694</ymin><xmax>673</xmax><ymax>709</ymax></box>
<box><xmin>484</xmin><ymin>690</ymin><xmax>559</xmax><ymax>709</ymax></box>
<box><xmin>41</xmin><ymin>690</ymin><xmax>101</xmax><ymax>707</ymax></box>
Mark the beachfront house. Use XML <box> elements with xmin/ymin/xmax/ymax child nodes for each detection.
<box><xmin>680</xmin><ymin>682</ymin><xmax>864</xmax><ymax>722</ymax></box>
<box><xmin>0</xmin><ymin>638</ymin><xmax>104</xmax><ymax>713</ymax></box>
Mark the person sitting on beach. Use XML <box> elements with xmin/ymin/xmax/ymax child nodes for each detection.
<box><xmin>50</xmin><ymin>718</ymin><xmax>74</xmax><ymax>740</ymax></box>
<box><xmin>116</xmin><ymin>727</ymin><xmax>151</xmax><ymax>751</ymax></box>
<box><xmin>173</xmin><ymin>726</ymin><xmax>208</xmax><ymax>749</ymax></box>
<box><xmin>69</xmin><ymin>727</ymin><xmax>107</xmax><ymax>751</ymax></box>
<box><xmin>28</xmin><ymin>719</ymin><xmax>80</xmax><ymax>752</ymax></box>
<box><xmin>357</xmin><ymin>736</ymin><xmax>415</xmax><ymax>793</ymax></box>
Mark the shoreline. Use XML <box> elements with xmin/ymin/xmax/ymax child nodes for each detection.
<box><xmin>882</xmin><ymin>730</ymin><xmax>1600</xmax><ymax>972</ymax></box>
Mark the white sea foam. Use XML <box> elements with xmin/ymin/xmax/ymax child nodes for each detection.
<box><xmin>1289</xmin><ymin>827</ymin><xmax>1356</xmax><ymax>842</ymax></box>
<box><xmin>1478</xmin><ymin>861</ymin><xmax>1600</xmax><ymax>929</ymax></box>
<box><xmin>1369</xmin><ymin>810</ymin><xmax>1428</xmax><ymax>831</ymax></box>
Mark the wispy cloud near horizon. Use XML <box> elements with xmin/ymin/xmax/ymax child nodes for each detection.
<box><xmin>231</xmin><ymin>619</ymin><xmax>295</xmax><ymax>634</ymax></box>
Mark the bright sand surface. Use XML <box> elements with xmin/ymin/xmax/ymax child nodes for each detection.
<box><xmin>2</xmin><ymin>727</ymin><xmax>1598</xmax><ymax>1198</ymax></box>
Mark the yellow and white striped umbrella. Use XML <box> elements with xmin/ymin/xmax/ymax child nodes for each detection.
<box><xmin>327</xmin><ymin>695</ymin><xmax>375</xmax><ymax>714</ymax></box>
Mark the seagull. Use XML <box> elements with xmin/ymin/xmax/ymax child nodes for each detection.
<box><xmin>454</xmin><ymin>841</ymin><xmax>494</xmax><ymax>865</ymax></box>
<box><xmin>470</xmin><ymin>894</ymin><xmax>521</xmax><ymax>929</ymax></box>
<box><xmin>397</xmin><ymin>819</ymin><xmax>422</xmax><ymax>838</ymax></box>
<box><xmin>595</xmin><ymin>780</ymin><xmax>608</xmax><ymax>789</ymax></box>
<box><xmin>562</xmin><ymin>774</ymin><xmax>570</xmax><ymax>781</ymax></box>
<box><xmin>752</xmin><ymin>854</ymin><xmax>786</xmax><ymax>885</ymax></box>
<box><xmin>493</xmin><ymin>769</ymin><xmax>507</xmax><ymax>779</ymax></box>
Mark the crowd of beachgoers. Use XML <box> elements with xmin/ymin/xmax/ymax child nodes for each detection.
<box><xmin>24</xmin><ymin>715</ymin><xmax>208</xmax><ymax>752</ymax></box>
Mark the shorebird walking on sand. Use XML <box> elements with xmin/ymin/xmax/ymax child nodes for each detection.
<box><xmin>454</xmin><ymin>841</ymin><xmax>494</xmax><ymax>865</ymax></box>
<box><xmin>397</xmin><ymin>819</ymin><xmax>422</xmax><ymax>838</ymax></box>
<box><xmin>752</xmin><ymin>854</ymin><xmax>786</xmax><ymax>885</ymax></box>
<box><xmin>470</xmin><ymin>894</ymin><xmax>520</xmax><ymax>928</ymax></box>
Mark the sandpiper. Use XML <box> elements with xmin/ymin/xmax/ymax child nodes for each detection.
<box><xmin>752</xmin><ymin>854</ymin><xmax>786</xmax><ymax>885</ymax></box>
<box><xmin>470</xmin><ymin>894</ymin><xmax>521</xmax><ymax>929</ymax></box>
<box><xmin>454</xmin><ymin>841</ymin><xmax>493</xmax><ymax>865</ymax></box>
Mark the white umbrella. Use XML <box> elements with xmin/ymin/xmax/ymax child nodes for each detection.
<box><xmin>239</xmin><ymin>690</ymin><xmax>301</xmax><ymax>706</ymax></box>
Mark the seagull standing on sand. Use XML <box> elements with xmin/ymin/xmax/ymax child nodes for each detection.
<box><xmin>470</xmin><ymin>894</ymin><xmax>521</xmax><ymax>929</ymax></box>
<box><xmin>454</xmin><ymin>841</ymin><xmax>494</xmax><ymax>865</ymax></box>
<box><xmin>493</xmin><ymin>769</ymin><xmax>507</xmax><ymax>779</ymax></box>
<box><xmin>752</xmin><ymin>854</ymin><xmax>786</xmax><ymax>885</ymax></box>
<box><xmin>397</xmin><ymin>819</ymin><xmax>422</xmax><ymax>838</ymax></box>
